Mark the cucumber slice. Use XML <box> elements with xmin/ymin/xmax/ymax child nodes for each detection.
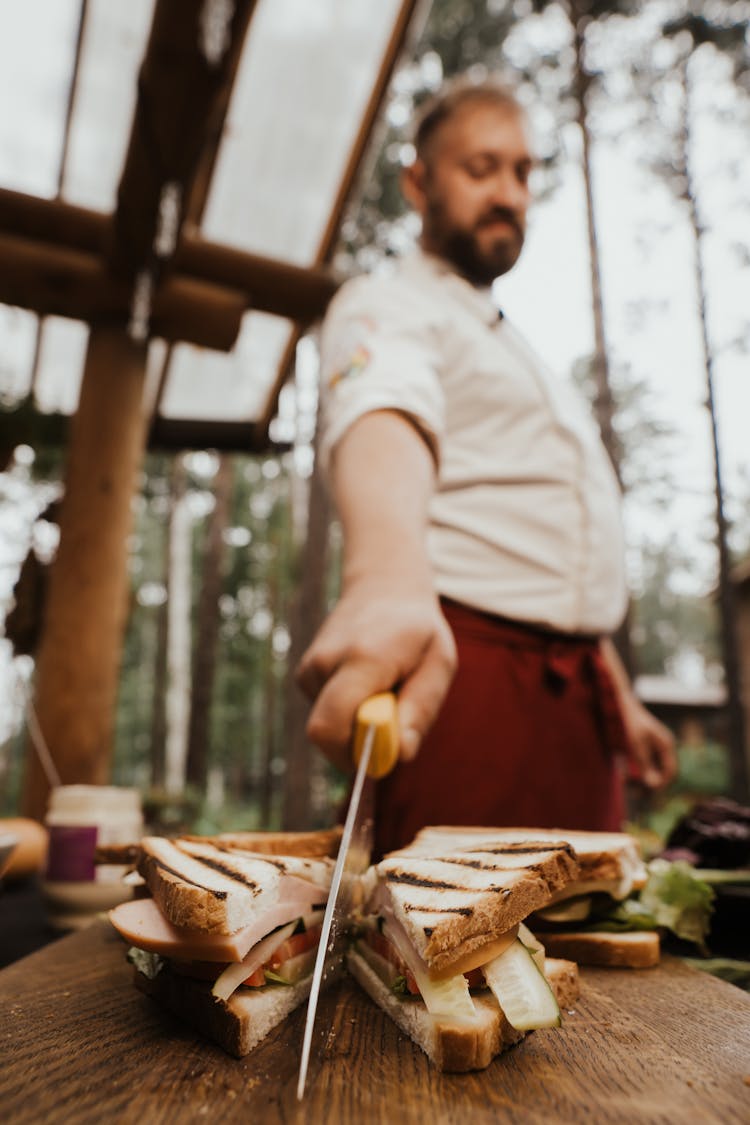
<box><xmin>535</xmin><ymin>896</ymin><xmax>592</xmax><ymax>924</ymax></box>
<box><xmin>411</xmin><ymin>965</ymin><xmax>478</xmax><ymax>1024</ymax></box>
<box><xmin>518</xmin><ymin>922</ymin><xmax>546</xmax><ymax>971</ymax></box>
<box><xmin>482</xmin><ymin>938</ymin><xmax>561</xmax><ymax>1031</ymax></box>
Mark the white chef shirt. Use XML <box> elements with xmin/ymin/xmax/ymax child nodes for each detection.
<box><xmin>318</xmin><ymin>249</ymin><xmax>627</xmax><ymax>635</ymax></box>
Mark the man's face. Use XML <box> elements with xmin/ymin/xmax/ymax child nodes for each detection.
<box><xmin>410</xmin><ymin>101</ymin><xmax>534</xmax><ymax>286</ymax></box>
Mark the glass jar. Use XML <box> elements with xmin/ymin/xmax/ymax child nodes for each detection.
<box><xmin>41</xmin><ymin>785</ymin><xmax>143</xmax><ymax>931</ymax></box>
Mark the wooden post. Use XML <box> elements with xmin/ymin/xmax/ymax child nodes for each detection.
<box><xmin>22</xmin><ymin>326</ymin><xmax>149</xmax><ymax>821</ymax></box>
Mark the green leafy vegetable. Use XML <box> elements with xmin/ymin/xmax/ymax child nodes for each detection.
<box><xmin>127</xmin><ymin>947</ymin><xmax>164</xmax><ymax>980</ymax></box>
<box><xmin>582</xmin><ymin>860</ymin><xmax>715</xmax><ymax>951</ymax></box>
<box><xmin>639</xmin><ymin>860</ymin><xmax>715</xmax><ymax>950</ymax></box>
<box><xmin>682</xmin><ymin>958</ymin><xmax>750</xmax><ymax>991</ymax></box>
<box><xmin>391</xmin><ymin>975</ymin><xmax>408</xmax><ymax>996</ymax></box>
<box><xmin>263</xmin><ymin>970</ymin><xmax>293</xmax><ymax>986</ymax></box>
<box><xmin>586</xmin><ymin>896</ymin><xmax>661</xmax><ymax>933</ymax></box>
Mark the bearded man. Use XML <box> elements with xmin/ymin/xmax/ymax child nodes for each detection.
<box><xmin>296</xmin><ymin>79</ymin><xmax>675</xmax><ymax>857</ymax></box>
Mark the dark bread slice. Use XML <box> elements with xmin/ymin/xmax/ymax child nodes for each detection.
<box><xmin>539</xmin><ymin>930</ymin><xmax>660</xmax><ymax>968</ymax></box>
<box><xmin>134</xmin><ymin>963</ymin><xmax>317</xmax><ymax>1057</ymax></box>
<box><xmin>376</xmin><ymin>841</ymin><xmax>579</xmax><ymax>975</ymax></box>
<box><xmin>346</xmin><ymin>949</ymin><xmax>579</xmax><ymax>1072</ymax></box>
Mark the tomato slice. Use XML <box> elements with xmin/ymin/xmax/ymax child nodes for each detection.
<box><xmin>240</xmin><ymin>923</ymin><xmax>323</xmax><ymax>988</ymax></box>
<box><xmin>267</xmin><ymin>924</ymin><xmax>322</xmax><ymax>970</ymax></box>
<box><xmin>362</xmin><ymin>928</ymin><xmax>486</xmax><ymax>996</ymax></box>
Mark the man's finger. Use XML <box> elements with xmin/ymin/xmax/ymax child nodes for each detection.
<box><xmin>393</xmin><ymin>631</ymin><xmax>457</xmax><ymax>762</ymax></box>
<box><xmin>305</xmin><ymin>658</ymin><xmax>397</xmax><ymax>771</ymax></box>
<box><xmin>295</xmin><ymin>637</ymin><xmax>341</xmax><ymax>702</ymax></box>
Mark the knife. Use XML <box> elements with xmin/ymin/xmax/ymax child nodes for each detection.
<box><xmin>296</xmin><ymin>691</ymin><xmax>399</xmax><ymax>1100</ymax></box>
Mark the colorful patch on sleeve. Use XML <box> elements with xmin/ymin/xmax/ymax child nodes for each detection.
<box><xmin>327</xmin><ymin>316</ymin><xmax>376</xmax><ymax>388</ymax></box>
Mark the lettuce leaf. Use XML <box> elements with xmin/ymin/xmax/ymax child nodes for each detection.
<box><xmin>582</xmin><ymin>860</ymin><xmax>715</xmax><ymax>950</ymax></box>
<box><xmin>127</xmin><ymin>946</ymin><xmax>164</xmax><ymax>980</ymax></box>
<box><xmin>638</xmin><ymin>859</ymin><xmax>715</xmax><ymax>950</ymax></box>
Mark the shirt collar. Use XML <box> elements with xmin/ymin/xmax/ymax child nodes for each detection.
<box><xmin>401</xmin><ymin>248</ymin><xmax>503</xmax><ymax>327</ymax></box>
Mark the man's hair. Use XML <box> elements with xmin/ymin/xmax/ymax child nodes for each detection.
<box><xmin>413</xmin><ymin>78</ymin><xmax>524</xmax><ymax>162</ymax></box>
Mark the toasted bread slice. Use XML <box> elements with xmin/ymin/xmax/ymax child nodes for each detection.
<box><xmin>134</xmin><ymin>961</ymin><xmax>339</xmax><ymax>1057</ymax></box>
<box><xmin>97</xmin><ymin>828</ymin><xmax>341</xmax><ymax>869</ymax></box>
<box><xmin>372</xmin><ymin>840</ymin><xmax>579</xmax><ymax>976</ymax></box>
<box><xmin>538</xmin><ymin>929</ymin><xmax>660</xmax><ymax>968</ymax></box>
<box><xmin>403</xmin><ymin>826</ymin><xmax>647</xmax><ymax>901</ymax></box>
<box><xmin>346</xmin><ymin>950</ymin><xmax>579</xmax><ymax>1072</ymax></box>
<box><xmin>137</xmin><ymin>836</ymin><xmax>332</xmax><ymax>934</ymax></box>
<box><xmin>180</xmin><ymin>827</ymin><xmax>342</xmax><ymax>858</ymax></box>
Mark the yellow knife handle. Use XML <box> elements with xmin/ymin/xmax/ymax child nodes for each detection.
<box><xmin>353</xmin><ymin>692</ymin><xmax>399</xmax><ymax>779</ymax></box>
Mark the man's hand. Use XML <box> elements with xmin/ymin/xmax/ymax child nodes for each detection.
<box><xmin>296</xmin><ymin>579</ymin><xmax>456</xmax><ymax>773</ymax></box>
<box><xmin>619</xmin><ymin>693</ymin><xmax>678</xmax><ymax>789</ymax></box>
<box><xmin>600</xmin><ymin>639</ymin><xmax>678</xmax><ymax>789</ymax></box>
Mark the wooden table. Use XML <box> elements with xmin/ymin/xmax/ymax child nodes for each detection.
<box><xmin>2</xmin><ymin>920</ymin><xmax>750</xmax><ymax>1124</ymax></box>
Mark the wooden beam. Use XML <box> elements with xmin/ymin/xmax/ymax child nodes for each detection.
<box><xmin>0</xmin><ymin>188</ymin><xmax>339</xmax><ymax>324</ymax></box>
<box><xmin>0</xmin><ymin>188</ymin><xmax>103</xmax><ymax>255</ymax></box>
<box><xmin>0</xmin><ymin>232</ymin><xmax>245</xmax><ymax>352</ymax></box>
<box><xmin>0</xmin><ymin>401</ymin><xmax>290</xmax><ymax>456</ymax></box>
<box><xmin>174</xmin><ymin>237</ymin><xmax>338</xmax><ymax>323</ymax></box>
<box><xmin>108</xmin><ymin>0</ymin><xmax>257</xmax><ymax>283</ymax></box>
<box><xmin>148</xmin><ymin>416</ymin><xmax>276</xmax><ymax>453</ymax></box>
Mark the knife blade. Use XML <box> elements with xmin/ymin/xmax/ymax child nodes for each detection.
<box><xmin>296</xmin><ymin>691</ymin><xmax>399</xmax><ymax>1100</ymax></box>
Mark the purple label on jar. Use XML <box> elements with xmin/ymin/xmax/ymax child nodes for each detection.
<box><xmin>45</xmin><ymin>825</ymin><xmax>98</xmax><ymax>881</ymax></box>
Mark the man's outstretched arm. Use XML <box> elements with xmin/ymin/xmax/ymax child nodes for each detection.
<box><xmin>296</xmin><ymin>409</ymin><xmax>456</xmax><ymax>773</ymax></box>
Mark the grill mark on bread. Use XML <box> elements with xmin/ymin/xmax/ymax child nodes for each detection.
<box><xmin>477</xmin><ymin>843</ymin><xmax>576</xmax><ymax>859</ymax></box>
<box><xmin>384</xmin><ymin>871</ymin><xmax>468</xmax><ymax>891</ymax></box>
<box><xmin>180</xmin><ymin>853</ymin><xmax>267</xmax><ymax>894</ymax></box>
<box><xmin>403</xmin><ymin>905</ymin><xmax>474</xmax><ymax>917</ymax></box>
<box><xmin>151</xmin><ymin>858</ymin><xmax>228</xmax><ymax>900</ymax></box>
<box><xmin>212</xmin><ymin>847</ymin><xmax>289</xmax><ymax>874</ymax></box>
<box><xmin>436</xmin><ymin>855</ymin><xmax>553</xmax><ymax>873</ymax></box>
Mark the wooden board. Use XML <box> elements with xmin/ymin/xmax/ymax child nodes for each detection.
<box><xmin>1</xmin><ymin>920</ymin><xmax>749</xmax><ymax>1124</ymax></box>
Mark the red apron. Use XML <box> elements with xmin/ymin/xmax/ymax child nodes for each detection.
<box><xmin>373</xmin><ymin>598</ymin><xmax>627</xmax><ymax>859</ymax></box>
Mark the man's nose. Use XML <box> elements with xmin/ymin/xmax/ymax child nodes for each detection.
<box><xmin>488</xmin><ymin>169</ymin><xmax>528</xmax><ymax>212</ymax></box>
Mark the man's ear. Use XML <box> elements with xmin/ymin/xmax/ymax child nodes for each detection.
<box><xmin>400</xmin><ymin>159</ymin><xmax>428</xmax><ymax>214</ymax></box>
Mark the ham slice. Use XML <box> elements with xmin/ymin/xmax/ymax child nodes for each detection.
<box><xmin>110</xmin><ymin>891</ymin><xmax>325</xmax><ymax>963</ymax></box>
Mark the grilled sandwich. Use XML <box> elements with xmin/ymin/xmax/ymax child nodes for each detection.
<box><xmin>347</xmin><ymin>836</ymin><xmax>581</xmax><ymax>1071</ymax></box>
<box><xmin>108</xmin><ymin>831</ymin><xmax>339</xmax><ymax>1057</ymax></box>
<box><xmin>403</xmin><ymin>826</ymin><xmax>659</xmax><ymax>969</ymax></box>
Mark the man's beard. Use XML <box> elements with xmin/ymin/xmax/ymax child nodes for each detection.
<box><xmin>425</xmin><ymin>203</ymin><xmax>524</xmax><ymax>287</ymax></box>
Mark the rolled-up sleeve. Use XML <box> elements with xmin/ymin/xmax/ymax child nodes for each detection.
<box><xmin>317</xmin><ymin>274</ymin><xmax>446</xmax><ymax>473</ymax></box>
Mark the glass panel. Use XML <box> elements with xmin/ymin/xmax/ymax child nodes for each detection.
<box><xmin>34</xmin><ymin>317</ymin><xmax>89</xmax><ymax>414</ymax></box>
<box><xmin>202</xmin><ymin>0</ymin><xmax>404</xmax><ymax>264</ymax></box>
<box><xmin>160</xmin><ymin>312</ymin><xmax>293</xmax><ymax>422</ymax></box>
<box><xmin>0</xmin><ymin>0</ymin><xmax>81</xmax><ymax>197</ymax></box>
<box><xmin>61</xmin><ymin>0</ymin><xmax>155</xmax><ymax>210</ymax></box>
<box><xmin>0</xmin><ymin>307</ymin><xmax>38</xmax><ymax>406</ymax></box>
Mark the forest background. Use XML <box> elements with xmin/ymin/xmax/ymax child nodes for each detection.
<box><xmin>0</xmin><ymin>0</ymin><xmax>749</xmax><ymax>839</ymax></box>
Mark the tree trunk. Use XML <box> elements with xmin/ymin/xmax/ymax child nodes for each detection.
<box><xmin>281</xmin><ymin>439</ymin><xmax>333</xmax><ymax>830</ymax></box>
<box><xmin>164</xmin><ymin>456</ymin><xmax>192</xmax><ymax>796</ymax></box>
<box><xmin>681</xmin><ymin>56</ymin><xmax>748</xmax><ymax>801</ymax></box>
<box><xmin>569</xmin><ymin>3</ymin><xmax>633</xmax><ymax>674</ymax></box>
<box><xmin>22</xmin><ymin>326</ymin><xmax>148</xmax><ymax>821</ymax></box>
<box><xmin>185</xmin><ymin>455</ymin><xmax>233</xmax><ymax>790</ymax></box>
<box><xmin>149</xmin><ymin>592</ymin><xmax>169</xmax><ymax>788</ymax></box>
